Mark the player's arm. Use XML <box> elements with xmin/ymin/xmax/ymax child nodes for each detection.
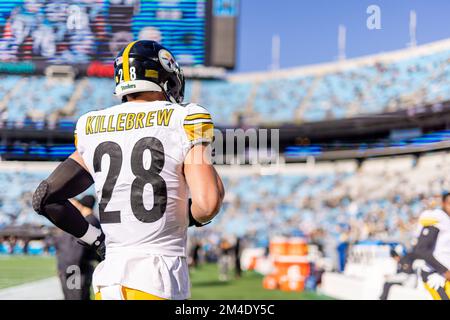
<box><xmin>413</xmin><ymin>225</ymin><xmax>450</xmax><ymax>279</ymax></box>
<box><xmin>32</xmin><ymin>151</ymin><xmax>104</xmax><ymax>249</ymax></box>
<box><xmin>182</xmin><ymin>104</ymin><xmax>224</xmax><ymax>226</ymax></box>
<box><xmin>184</xmin><ymin>144</ymin><xmax>225</xmax><ymax>225</ymax></box>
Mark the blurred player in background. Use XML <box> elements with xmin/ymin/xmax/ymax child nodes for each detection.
<box><xmin>32</xmin><ymin>40</ymin><xmax>224</xmax><ymax>300</ymax></box>
<box><xmin>234</xmin><ymin>237</ymin><xmax>242</xmax><ymax>279</ymax></box>
<box><xmin>218</xmin><ymin>238</ymin><xmax>233</xmax><ymax>281</ymax></box>
<box><xmin>54</xmin><ymin>195</ymin><xmax>100</xmax><ymax>300</ymax></box>
<box><xmin>379</xmin><ymin>249</ymin><xmax>417</xmax><ymax>300</ymax></box>
<box><xmin>414</xmin><ymin>192</ymin><xmax>450</xmax><ymax>300</ymax></box>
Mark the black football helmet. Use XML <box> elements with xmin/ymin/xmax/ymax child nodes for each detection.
<box><xmin>113</xmin><ymin>40</ymin><xmax>185</xmax><ymax>103</ymax></box>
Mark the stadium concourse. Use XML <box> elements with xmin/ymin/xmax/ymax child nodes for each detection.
<box><xmin>0</xmin><ymin>151</ymin><xmax>449</xmax><ymax>299</ymax></box>
<box><xmin>2</xmin><ymin>38</ymin><xmax>450</xmax><ymax>126</ymax></box>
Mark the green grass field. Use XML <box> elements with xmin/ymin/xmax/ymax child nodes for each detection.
<box><xmin>0</xmin><ymin>256</ymin><xmax>57</xmax><ymax>289</ymax></box>
<box><xmin>190</xmin><ymin>264</ymin><xmax>331</xmax><ymax>300</ymax></box>
<box><xmin>0</xmin><ymin>256</ymin><xmax>330</xmax><ymax>300</ymax></box>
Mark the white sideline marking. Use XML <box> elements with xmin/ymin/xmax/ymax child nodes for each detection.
<box><xmin>0</xmin><ymin>277</ymin><xmax>63</xmax><ymax>300</ymax></box>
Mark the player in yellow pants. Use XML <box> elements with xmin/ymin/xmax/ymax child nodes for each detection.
<box><xmin>423</xmin><ymin>277</ymin><xmax>450</xmax><ymax>300</ymax></box>
<box><xmin>414</xmin><ymin>193</ymin><xmax>450</xmax><ymax>300</ymax></box>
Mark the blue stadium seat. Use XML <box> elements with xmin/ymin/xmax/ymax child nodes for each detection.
<box><xmin>1</xmin><ymin>43</ymin><xmax>450</xmax><ymax>125</ymax></box>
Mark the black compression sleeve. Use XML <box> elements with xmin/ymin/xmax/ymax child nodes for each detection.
<box><xmin>34</xmin><ymin>158</ymin><xmax>95</xmax><ymax>238</ymax></box>
<box><xmin>44</xmin><ymin>201</ymin><xmax>90</xmax><ymax>238</ymax></box>
<box><xmin>45</xmin><ymin>158</ymin><xmax>94</xmax><ymax>203</ymax></box>
<box><xmin>413</xmin><ymin>226</ymin><xmax>448</xmax><ymax>274</ymax></box>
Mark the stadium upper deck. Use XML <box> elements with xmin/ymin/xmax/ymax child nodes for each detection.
<box><xmin>1</xmin><ymin>38</ymin><xmax>450</xmax><ymax>126</ymax></box>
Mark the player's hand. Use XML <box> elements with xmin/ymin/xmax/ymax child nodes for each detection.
<box><xmin>95</xmin><ymin>237</ymin><xmax>106</xmax><ymax>261</ymax></box>
<box><xmin>78</xmin><ymin>232</ymin><xmax>106</xmax><ymax>261</ymax></box>
<box><xmin>427</xmin><ymin>273</ymin><xmax>446</xmax><ymax>290</ymax></box>
<box><xmin>92</xmin><ymin>232</ymin><xmax>106</xmax><ymax>261</ymax></box>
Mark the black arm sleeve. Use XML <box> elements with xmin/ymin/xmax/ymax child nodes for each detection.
<box><xmin>33</xmin><ymin>158</ymin><xmax>94</xmax><ymax>238</ymax></box>
<box><xmin>413</xmin><ymin>226</ymin><xmax>448</xmax><ymax>275</ymax></box>
<box><xmin>44</xmin><ymin>158</ymin><xmax>94</xmax><ymax>203</ymax></box>
<box><xmin>43</xmin><ymin>202</ymin><xmax>90</xmax><ymax>238</ymax></box>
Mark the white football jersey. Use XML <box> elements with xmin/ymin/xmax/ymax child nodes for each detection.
<box><xmin>74</xmin><ymin>100</ymin><xmax>214</xmax><ymax>299</ymax></box>
<box><xmin>75</xmin><ymin>100</ymin><xmax>214</xmax><ymax>256</ymax></box>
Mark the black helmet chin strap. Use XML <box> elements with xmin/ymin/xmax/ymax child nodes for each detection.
<box><xmin>161</xmin><ymin>89</ymin><xmax>170</xmax><ymax>102</ymax></box>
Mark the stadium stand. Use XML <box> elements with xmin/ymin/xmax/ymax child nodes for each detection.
<box><xmin>204</xmin><ymin>153</ymin><xmax>450</xmax><ymax>249</ymax></box>
<box><xmin>2</xmin><ymin>76</ymin><xmax>75</xmax><ymax>122</ymax></box>
<box><xmin>1</xmin><ymin>39</ymin><xmax>450</xmax><ymax>125</ymax></box>
<box><xmin>2</xmin><ymin>151</ymin><xmax>449</xmax><ymax>251</ymax></box>
<box><xmin>0</xmin><ymin>163</ymin><xmax>55</xmax><ymax>228</ymax></box>
<box><xmin>1</xmin><ymin>152</ymin><xmax>450</xmax><ymax>301</ymax></box>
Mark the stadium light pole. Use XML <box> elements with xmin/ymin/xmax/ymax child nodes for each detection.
<box><xmin>408</xmin><ymin>10</ymin><xmax>417</xmax><ymax>47</ymax></box>
<box><xmin>338</xmin><ymin>24</ymin><xmax>346</xmax><ymax>61</ymax></box>
<box><xmin>270</xmin><ymin>34</ymin><xmax>281</xmax><ymax>71</ymax></box>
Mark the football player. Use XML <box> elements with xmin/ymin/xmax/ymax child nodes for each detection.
<box><xmin>414</xmin><ymin>193</ymin><xmax>450</xmax><ymax>300</ymax></box>
<box><xmin>32</xmin><ymin>40</ymin><xmax>224</xmax><ymax>300</ymax></box>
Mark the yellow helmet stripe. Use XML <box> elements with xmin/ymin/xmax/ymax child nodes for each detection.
<box><xmin>122</xmin><ymin>41</ymin><xmax>138</xmax><ymax>82</ymax></box>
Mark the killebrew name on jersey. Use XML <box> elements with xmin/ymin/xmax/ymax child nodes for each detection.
<box><xmin>85</xmin><ymin>109</ymin><xmax>174</xmax><ymax>135</ymax></box>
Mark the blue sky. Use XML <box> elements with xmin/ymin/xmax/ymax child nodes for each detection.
<box><xmin>235</xmin><ymin>0</ymin><xmax>450</xmax><ymax>73</ymax></box>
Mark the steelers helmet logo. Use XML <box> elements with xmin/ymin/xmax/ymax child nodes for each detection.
<box><xmin>159</xmin><ymin>49</ymin><xmax>178</xmax><ymax>73</ymax></box>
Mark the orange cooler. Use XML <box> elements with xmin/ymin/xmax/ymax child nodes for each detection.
<box><xmin>279</xmin><ymin>278</ymin><xmax>305</xmax><ymax>292</ymax></box>
<box><xmin>274</xmin><ymin>258</ymin><xmax>310</xmax><ymax>277</ymax></box>
<box><xmin>263</xmin><ymin>237</ymin><xmax>311</xmax><ymax>292</ymax></box>
<box><xmin>269</xmin><ymin>237</ymin><xmax>289</xmax><ymax>256</ymax></box>
<box><xmin>263</xmin><ymin>275</ymin><xmax>278</xmax><ymax>290</ymax></box>
<box><xmin>287</xmin><ymin>238</ymin><xmax>308</xmax><ymax>256</ymax></box>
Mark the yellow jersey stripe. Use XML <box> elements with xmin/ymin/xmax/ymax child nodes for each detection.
<box><xmin>185</xmin><ymin>131</ymin><xmax>214</xmax><ymax>141</ymax></box>
<box><xmin>122</xmin><ymin>41</ymin><xmax>138</xmax><ymax>82</ymax></box>
<box><xmin>185</xmin><ymin>113</ymin><xmax>212</xmax><ymax>121</ymax></box>
<box><xmin>183</xmin><ymin>123</ymin><xmax>214</xmax><ymax>129</ymax></box>
<box><xmin>184</xmin><ymin>123</ymin><xmax>214</xmax><ymax>141</ymax></box>
<box><xmin>419</xmin><ymin>218</ymin><xmax>439</xmax><ymax>227</ymax></box>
